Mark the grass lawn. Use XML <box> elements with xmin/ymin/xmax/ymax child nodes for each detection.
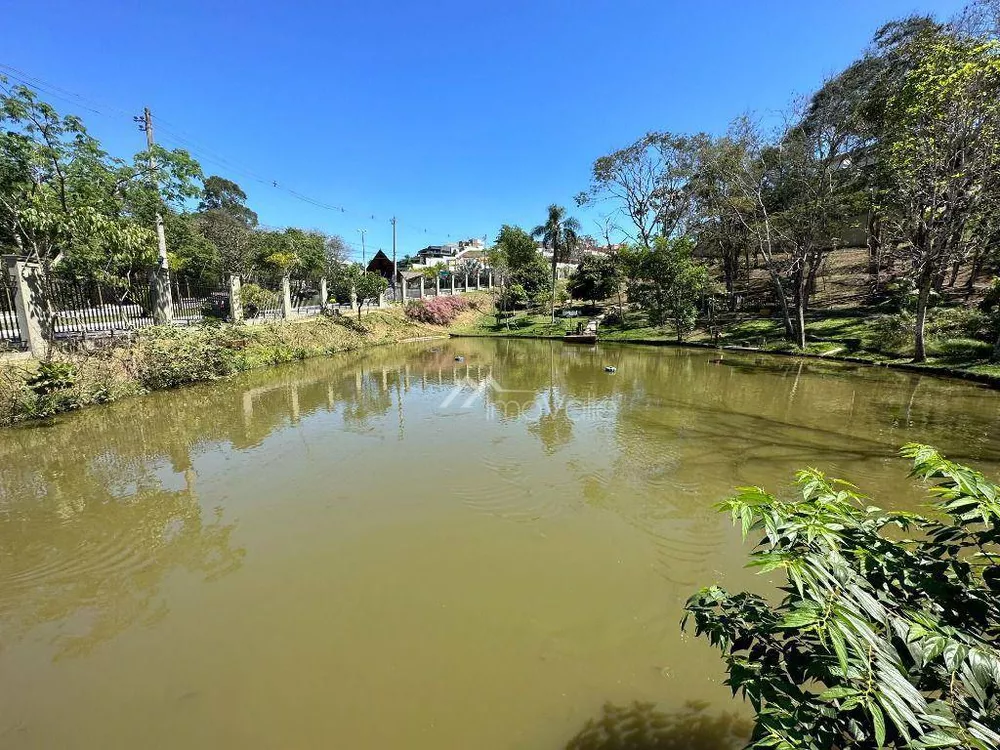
<box><xmin>451</xmin><ymin>305</ymin><xmax>1000</xmax><ymax>384</ymax></box>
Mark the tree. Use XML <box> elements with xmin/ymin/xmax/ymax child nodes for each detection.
<box><xmin>453</xmin><ymin>257</ymin><xmax>482</xmax><ymax>280</ymax></box>
<box><xmin>685</xmin><ymin>444</ymin><xmax>1000</xmax><ymax>750</ymax></box>
<box><xmin>353</xmin><ymin>271</ymin><xmax>388</xmax><ymax>320</ymax></box>
<box><xmin>492</xmin><ymin>224</ymin><xmax>538</xmax><ymax>271</ymax></box>
<box><xmin>769</xmin><ymin>105</ymin><xmax>864</xmax><ymax>347</ymax></box>
<box><xmin>532</xmin><ymin>205</ymin><xmax>581</xmax><ymax>323</ymax></box>
<box><xmin>577</xmin><ymin>131</ymin><xmax>708</xmax><ymax>246</ymax></box>
<box><xmin>0</xmin><ymin>80</ymin><xmax>201</xmax><ymax>280</ymax></box>
<box><xmin>878</xmin><ymin>31</ymin><xmax>1000</xmax><ymax>361</ymax></box>
<box><xmin>567</xmin><ymin>253</ymin><xmax>617</xmax><ymax>305</ymax></box>
<box><xmin>198</xmin><ymin>175</ymin><xmax>257</xmax><ymax>227</ymax></box>
<box><xmin>696</xmin><ymin>119</ymin><xmax>798</xmax><ymax>343</ymax></box>
<box><xmin>627</xmin><ymin>237</ymin><xmax>709</xmax><ymax>341</ymax></box>
<box><xmin>193</xmin><ymin>210</ymin><xmax>258</xmax><ymax>279</ymax></box>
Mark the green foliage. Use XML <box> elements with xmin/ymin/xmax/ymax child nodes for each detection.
<box><xmin>684</xmin><ymin>445</ymin><xmax>1000</xmax><ymax>750</ymax></box>
<box><xmin>870</xmin><ymin>312</ymin><xmax>916</xmax><ymax>352</ymax></box>
<box><xmin>568</xmin><ymin>254</ymin><xmax>618</xmax><ymax>303</ymax></box>
<box><xmin>26</xmin><ymin>360</ymin><xmax>77</xmax><ymax>396</ymax></box>
<box><xmin>20</xmin><ymin>360</ymin><xmax>80</xmax><ymax>416</ymax></box>
<box><xmin>0</xmin><ymin>80</ymin><xmax>201</xmax><ymax>279</ymax></box>
<box><xmin>198</xmin><ymin>175</ymin><xmax>258</xmax><ymax>227</ymax></box>
<box><xmin>626</xmin><ymin>237</ymin><xmax>709</xmax><ymax>340</ymax></box>
<box><xmin>240</xmin><ymin>283</ymin><xmax>278</xmax><ymax>318</ymax></box>
<box><xmin>353</xmin><ymin>272</ymin><xmax>388</xmax><ymax>319</ymax></box>
<box><xmin>130</xmin><ymin>326</ymin><xmax>236</xmax><ymax>390</ymax></box>
<box><xmin>491</xmin><ymin>225</ymin><xmax>539</xmax><ymax>272</ymax></box>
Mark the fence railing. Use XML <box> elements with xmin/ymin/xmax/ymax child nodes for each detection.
<box><xmin>46</xmin><ymin>277</ymin><xmax>157</xmax><ymax>334</ymax></box>
<box><xmin>172</xmin><ymin>279</ymin><xmax>229</xmax><ymax>322</ymax></box>
<box><xmin>0</xmin><ymin>272</ymin><xmax>21</xmax><ymax>348</ymax></box>
<box><xmin>2</xmin><ymin>261</ymin><xmax>490</xmax><ymax>356</ymax></box>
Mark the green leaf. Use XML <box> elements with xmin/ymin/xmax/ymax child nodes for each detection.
<box><xmin>870</xmin><ymin>701</ymin><xmax>886</xmax><ymax>748</ymax></box>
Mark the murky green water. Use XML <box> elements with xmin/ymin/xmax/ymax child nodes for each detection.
<box><xmin>2</xmin><ymin>338</ymin><xmax>1000</xmax><ymax>748</ymax></box>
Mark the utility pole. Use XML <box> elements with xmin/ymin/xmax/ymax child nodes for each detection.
<box><xmin>357</xmin><ymin>228</ymin><xmax>367</xmax><ymax>267</ymax></box>
<box><xmin>138</xmin><ymin>108</ymin><xmax>169</xmax><ymax>270</ymax></box>
<box><xmin>135</xmin><ymin>107</ymin><xmax>173</xmax><ymax>323</ymax></box>
<box><xmin>390</xmin><ymin>216</ymin><xmax>398</xmax><ymax>290</ymax></box>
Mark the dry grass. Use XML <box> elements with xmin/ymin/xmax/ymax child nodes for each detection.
<box><xmin>0</xmin><ymin>308</ymin><xmax>442</xmax><ymax>428</ymax></box>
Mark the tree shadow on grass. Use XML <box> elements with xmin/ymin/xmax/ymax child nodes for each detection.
<box><xmin>564</xmin><ymin>700</ymin><xmax>751</xmax><ymax>750</ymax></box>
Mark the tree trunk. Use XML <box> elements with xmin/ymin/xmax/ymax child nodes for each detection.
<box><xmin>550</xmin><ymin>249</ymin><xmax>557</xmax><ymax>324</ymax></box>
<box><xmin>867</xmin><ymin>211</ymin><xmax>882</xmax><ymax>292</ymax></box>
<box><xmin>795</xmin><ymin>271</ymin><xmax>807</xmax><ymax>350</ymax></box>
<box><xmin>768</xmin><ymin>270</ymin><xmax>794</xmax><ymax>342</ymax></box>
<box><xmin>913</xmin><ymin>274</ymin><xmax>933</xmax><ymax>363</ymax></box>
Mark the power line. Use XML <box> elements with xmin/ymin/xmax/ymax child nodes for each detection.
<box><xmin>0</xmin><ymin>62</ymin><xmax>471</xmax><ymax>249</ymax></box>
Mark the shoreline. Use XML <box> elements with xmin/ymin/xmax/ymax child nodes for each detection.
<box><xmin>0</xmin><ymin>311</ymin><xmax>445</xmax><ymax>429</ymax></box>
<box><xmin>447</xmin><ymin>331</ymin><xmax>1000</xmax><ymax>390</ymax></box>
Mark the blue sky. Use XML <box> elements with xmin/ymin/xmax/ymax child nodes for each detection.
<box><xmin>4</xmin><ymin>0</ymin><xmax>969</xmax><ymax>262</ymax></box>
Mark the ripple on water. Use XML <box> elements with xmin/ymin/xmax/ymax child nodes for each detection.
<box><xmin>0</xmin><ymin>534</ymin><xmax>153</xmax><ymax>610</ymax></box>
<box><xmin>454</xmin><ymin>457</ymin><xmax>576</xmax><ymax>522</ymax></box>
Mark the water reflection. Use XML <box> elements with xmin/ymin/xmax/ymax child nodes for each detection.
<box><xmin>565</xmin><ymin>701</ymin><xmax>752</xmax><ymax>750</ymax></box>
<box><xmin>1</xmin><ymin>338</ymin><xmax>999</xmax><ymax>748</ymax></box>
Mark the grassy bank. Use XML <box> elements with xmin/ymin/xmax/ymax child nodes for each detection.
<box><xmin>451</xmin><ymin>306</ymin><xmax>1000</xmax><ymax>385</ymax></box>
<box><xmin>0</xmin><ymin>309</ymin><xmax>442</xmax><ymax>427</ymax></box>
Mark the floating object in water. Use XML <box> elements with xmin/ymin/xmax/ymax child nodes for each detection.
<box><xmin>455</xmin><ymin>356</ymin><xmax>465</xmax><ymax>362</ymax></box>
<box><xmin>604</xmin><ymin>366</ymin><xmax>616</xmax><ymax>373</ymax></box>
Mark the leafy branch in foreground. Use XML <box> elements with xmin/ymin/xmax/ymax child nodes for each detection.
<box><xmin>684</xmin><ymin>444</ymin><xmax>1000</xmax><ymax>750</ymax></box>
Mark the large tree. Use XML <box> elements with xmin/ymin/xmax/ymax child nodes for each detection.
<box><xmin>878</xmin><ymin>29</ymin><xmax>1000</xmax><ymax>361</ymax></box>
<box><xmin>626</xmin><ymin>236</ymin><xmax>709</xmax><ymax>341</ymax></box>
<box><xmin>532</xmin><ymin>204</ymin><xmax>581</xmax><ymax>322</ymax></box>
<box><xmin>0</xmin><ymin>81</ymin><xmax>201</xmax><ymax>280</ymax></box>
<box><xmin>577</xmin><ymin>131</ymin><xmax>707</xmax><ymax>246</ymax></box>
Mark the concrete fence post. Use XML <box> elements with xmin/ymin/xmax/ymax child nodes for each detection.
<box><xmin>281</xmin><ymin>275</ymin><xmax>293</xmax><ymax>319</ymax></box>
<box><xmin>435</xmin><ymin>276</ymin><xmax>440</xmax><ymax>296</ymax></box>
<box><xmin>319</xmin><ymin>277</ymin><xmax>328</xmax><ymax>310</ymax></box>
<box><xmin>463</xmin><ymin>274</ymin><xmax>469</xmax><ymax>293</ymax></box>
<box><xmin>400</xmin><ymin>277</ymin><xmax>408</xmax><ymax>302</ymax></box>
<box><xmin>488</xmin><ymin>271</ymin><xmax>493</xmax><ymax>289</ymax></box>
<box><xmin>450</xmin><ymin>274</ymin><xmax>456</xmax><ymax>295</ymax></box>
<box><xmin>350</xmin><ymin>285</ymin><xmax>358</xmax><ymax>311</ymax></box>
<box><xmin>378</xmin><ymin>290</ymin><xmax>387</xmax><ymax>308</ymax></box>
<box><xmin>3</xmin><ymin>255</ymin><xmax>50</xmax><ymax>358</ymax></box>
<box><xmin>419</xmin><ymin>276</ymin><xmax>425</xmax><ymax>298</ymax></box>
<box><xmin>150</xmin><ymin>266</ymin><xmax>174</xmax><ymax>324</ymax></box>
<box><xmin>475</xmin><ymin>272</ymin><xmax>481</xmax><ymax>291</ymax></box>
<box><xmin>229</xmin><ymin>274</ymin><xmax>244</xmax><ymax>323</ymax></box>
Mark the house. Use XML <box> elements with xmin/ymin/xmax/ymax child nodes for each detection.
<box><xmin>366</xmin><ymin>250</ymin><xmax>396</xmax><ymax>281</ymax></box>
<box><xmin>410</xmin><ymin>238</ymin><xmax>488</xmax><ymax>270</ymax></box>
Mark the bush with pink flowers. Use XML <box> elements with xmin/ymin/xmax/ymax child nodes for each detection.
<box><xmin>404</xmin><ymin>295</ymin><xmax>472</xmax><ymax>325</ymax></box>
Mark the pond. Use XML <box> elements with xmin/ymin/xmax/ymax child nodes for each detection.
<box><xmin>2</xmin><ymin>338</ymin><xmax>1000</xmax><ymax>748</ymax></box>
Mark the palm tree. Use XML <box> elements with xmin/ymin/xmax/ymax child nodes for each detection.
<box><xmin>531</xmin><ymin>204</ymin><xmax>581</xmax><ymax>323</ymax></box>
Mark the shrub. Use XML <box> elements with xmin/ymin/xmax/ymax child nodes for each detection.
<box><xmin>602</xmin><ymin>309</ymin><xmax>625</xmax><ymax>327</ymax></box>
<box><xmin>21</xmin><ymin>360</ymin><xmax>80</xmax><ymax>416</ymax></box>
<box><xmin>26</xmin><ymin>360</ymin><xmax>77</xmax><ymax>396</ymax></box>
<box><xmin>129</xmin><ymin>326</ymin><xmax>235</xmax><ymax>390</ymax></box>
<box><xmin>404</xmin><ymin>295</ymin><xmax>471</xmax><ymax>325</ymax></box>
<box><xmin>684</xmin><ymin>445</ymin><xmax>1000</xmax><ymax>750</ymax></box>
<box><xmin>928</xmin><ymin>306</ymin><xmax>989</xmax><ymax>340</ymax></box>
<box><xmin>241</xmin><ymin>283</ymin><xmax>279</xmax><ymax>318</ymax></box>
<box><xmin>868</xmin><ymin>312</ymin><xmax>914</xmax><ymax>352</ymax></box>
